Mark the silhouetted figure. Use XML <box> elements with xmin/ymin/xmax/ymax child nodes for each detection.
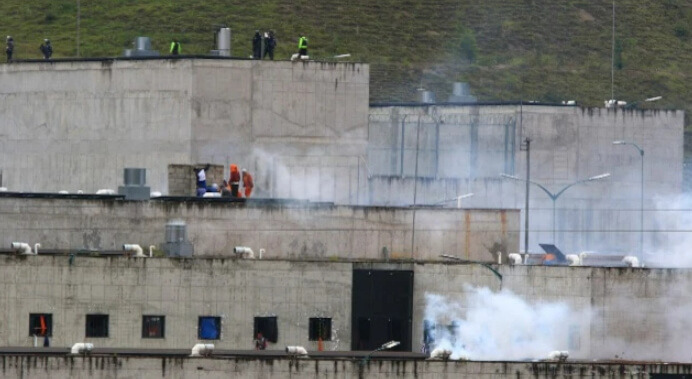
<box><xmin>6</xmin><ymin>36</ymin><xmax>14</xmax><ymax>62</ymax></box>
<box><xmin>263</xmin><ymin>30</ymin><xmax>276</xmax><ymax>60</ymax></box>
<box><xmin>39</xmin><ymin>39</ymin><xmax>52</xmax><ymax>59</ymax></box>
<box><xmin>252</xmin><ymin>30</ymin><xmax>262</xmax><ymax>59</ymax></box>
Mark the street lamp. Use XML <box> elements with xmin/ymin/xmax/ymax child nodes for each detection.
<box><xmin>440</xmin><ymin>254</ymin><xmax>503</xmax><ymax>285</ymax></box>
<box><xmin>500</xmin><ymin>173</ymin><xmax>611</xmax><ymax>244</ymax></box>
<box><xmin>434</xmin><ymin>193</ymin><xmax>474</xmax><ymax>208</ymax></box>
<box><xmin>361</xmin><ymin>340</ymin><xmax>400</xmax><ymax>366</ymax></box>
<box><xmin>613</xmin><ymin>140</ymin><xmax>644</xmax><ymax>258</ymax></box>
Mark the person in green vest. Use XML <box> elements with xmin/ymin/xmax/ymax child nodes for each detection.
<box><xmin>170</xmin><ymin>40</ymin><xmax>181</xmax><ymax>55</ymax></box>
<box><xmin>298</xmin><ymin>36</ymin><xmax>308</xmax><ymax>57</ymax></box>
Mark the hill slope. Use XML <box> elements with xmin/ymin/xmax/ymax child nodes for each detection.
<box><xmin>1</xmin><ymin>1</ymin><xmax>691</xmax><ymax>124</ymax></box>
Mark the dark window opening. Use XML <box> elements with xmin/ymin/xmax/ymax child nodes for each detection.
<box><xmin>29</xmin><ymin>313</ymin><xmax>52</xmax><ymax>337</ymax></box>
<box><xmin>308</xmin><ymin>318</ymin><xmax>332</xmax><ymax>341</ymax></box>
<box><xmin>85</xmin><ymin>314</ymin><xmax>109</xmax><ymax>338</ymax></box>
<box><xmin>254</xmin><ymin>316</ymin><xmax>278</xmax><ymax>343</ymax></box>
<box><xmin>142</xmin><ymin>315</ymin><xmax>165</xmax><ymax>338</ymax></box>
<box><xmin>198</xmin><ymin>316</ymin><xmax>221</xmax><ymax>340</ymax></box>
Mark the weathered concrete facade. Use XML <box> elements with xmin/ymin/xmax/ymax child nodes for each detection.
<box><xmin>0</xmin><ymin>59</ymin><xmax>370</xmax><ymax>199</ymax></box>
<box><xmin>368</xmin><ymin>104</ymin><xmax>685</xmax><ymax>254</ymax></box>
<box><xmin>0</xmin><ymin>59</ymin><xmax>684</xmax><ymax>255</ymax></box>
<box><xmin>1</xmin><ymin>255</ymin><xmax>691</xmax><ymax>363</ymax></box>
<box><xmin>0</xmin><ymin>196</ymin><xmax>518</xmax><ymax>261</ymax></box>
<box><xmin>1</xmin><ymin>354</ymin><xmax>690</xmax><ymax>378</ymax></box>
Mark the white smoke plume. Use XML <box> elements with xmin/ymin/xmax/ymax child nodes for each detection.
<box><xmin>424</xmin><ymin>287</ymin><xmax>591</xmax><ymax>361</ymax></box>
<box><xmin>645</xmin><ymin>193</ymin><xmax>692</xmax><ymax>268</ymax></box>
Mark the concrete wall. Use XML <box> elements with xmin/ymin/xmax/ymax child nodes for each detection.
<box><xmin>368</xmin><ymin>104</ymin><xmax>685</xmax><ymax>254</ymax></box>
<box><xmin>0</xmin><ymin>256</ymin><xmax>350</xmax><ymax>351</ymax></box>
<box><xmin>1</xmin><ymin>354</ymin><xmax>690</xmax><ymax>378</ymax></box>
<box><xmin>0</xmin><ymin>59</ymin><xmax>369</xmax><ymax>200</ymax></box>
<box><xmin>1</xmin><ymin>255</ymin><xmax>692</xmax><ymax>363</ymax></box>
<box><xmin>0</xmin><ymin>197</ymin><xmax>519</xmax><ymax>261</ymax></box>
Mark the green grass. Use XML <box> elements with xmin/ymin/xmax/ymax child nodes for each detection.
<box><xmin>2</xmin><ymin>1</ymin><xmax>692</xmax><ymax>126</ymax></box>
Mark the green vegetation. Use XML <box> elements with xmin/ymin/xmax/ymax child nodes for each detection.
<box><xmin>1</xmin><ymin>1</ymin><xmax>692</xmax><ymax>125</ymax></box>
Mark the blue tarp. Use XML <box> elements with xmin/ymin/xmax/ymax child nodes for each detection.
<box><xmin>199</xmin><ymin>317</ymin><xmax>219</xmax><ymax>339</ymax></box>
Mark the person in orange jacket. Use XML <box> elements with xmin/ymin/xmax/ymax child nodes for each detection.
<box><xmin>242</xmin><ymin>168</ymin><xmax>254</xmax><ymax>198</ymax></box>
<box><xmin>229</xmin><ymin>164</ymin><xmax>241</xmax><ymax>197</ymax></box>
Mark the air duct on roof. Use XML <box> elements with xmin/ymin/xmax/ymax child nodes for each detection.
<box><xmin>118</xmin><ymin>168</ymin><xmax>151</xmax><ymax>200</ymax></box>
<box><xmin>448</xmin><ymin>82</ymin><xmax>477</xmax><ymax>103</ymax></box>
<box><xmin>419</xmin><ymin>90</ymin><xmax>436</xmax><ymax>104</ymax></box>
<box><xmin>162</xmin><ymin>220</ymin><xmax>193</xmax><ymax>257</ymax></box>
<box><xmin>123</xmin><ymin>37</ymin><xmax>160</xmax><ymax>57</ymax></box>
<box><xmin>210</xmin><ymin>27</ymin><xmax>231</xmax><ymax>57</ymax></box>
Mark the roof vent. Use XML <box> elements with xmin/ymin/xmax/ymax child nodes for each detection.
<box><xmin>419</xmin><ymin>90</ymin><xmax>436</xmax><ymax>104</ymax></box>
<box><xmin>123</xmin><ymin>37</ymin><xmax>160</xmax><ymax>57</ymax></box>
<box><xmin>118</xmin><ymin>168</ymin><xmax>151</xmax><ymax>200</ymax></box>
<box><xmin>448</xmin><ymin>82</ymin><xmax>477</xmax><ymax>103</ymax></box>
<box><xmin>210</xmin><ymin>27</ymin><xmax>231</xmax><ymax>57</ymax></box>
<box><xmin>162</xmin><ymin>220</ymin><xmax>194</xmax><ymax>257</ymax></box>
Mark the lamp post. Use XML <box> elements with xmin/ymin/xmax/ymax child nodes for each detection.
<box><xmin>434</xmin><ymin>193</ymin><xmax>474</xmax><ymax>208</ymax></box>
<box><xmin>361</xmin><ymin>340</ymin><xmax>400</xmax><ymax>366</ymax></box>
<box><xmin>501</xmin><ymin>173</ymin><xmax>611</xmax><ymax>244</ymax></box>
<box><xmin>440</xmin><ymin>254</ymin><xmax>503</xmax><ymax>287</ymax></box>
<box><xmin>613</xmin><ymin>140</ymin><xmax>644</xmax><ymax>258</ymax></box>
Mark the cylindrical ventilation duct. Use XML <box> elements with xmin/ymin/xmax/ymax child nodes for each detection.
<box><xmin>419</xmin><ymin>90</ymin><xmax>436</xmax><ymax>104</ymax></box>
<box><xmin>165</xmin><ymin>220</ymin><xmax>188</xmax><ymax>243</ymax></box>
<box><xmin>134</xmin><ymin>37</ymin><xmax>152</xmax><ymax>51</ymax></box>
<box><xmin>452</xmin><ymin>82</ymin><xmax>470</xmax><ymax>96</ymax></box>
<box><xmin>123</xmin><ymin>168</ymin><xmax>146</xmax><ymax>186</ymax></box>
<box><xmin>217</xmin><ymin>28</ymin><xmax>231</xmax><ymax>56</ymax></box>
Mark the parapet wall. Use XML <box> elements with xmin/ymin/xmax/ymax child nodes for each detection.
<box><xmin>1</xmin><ymin>354</ymin><xmax>689</xmax><ymax>378</ymax></box>
<box><xmin>0</xmin><ymin>196</ymin><xmax>519</xmax><ymax>261</ymax></box>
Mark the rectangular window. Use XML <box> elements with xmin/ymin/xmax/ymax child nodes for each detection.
<box><xmin>198</xmin><ymin>316</ymin><xmax>221</xmax><ymax>340</ymax></box>
<box><xmin>254</xmin><ymin>316</ymin><xmax>278</xmax><ymax>343</ymax></box>
<box><xmin>85</xmin><ymin>314</ymin><xmax>109</xmax><ymax>338</ymax></box>
<box><xmin>142</xmin><ymin>315</ymin><xmax>165</xmax><ymax>338</ymax></box>
<box><xmin>308</xmin><ymin>318</ymin><xmax>332</xmax><ymax>341</ymax></box>
<box><xmin>29</xmin><ymin>313</ymin><xmax>52</xmax><ymax>337</ymax></box>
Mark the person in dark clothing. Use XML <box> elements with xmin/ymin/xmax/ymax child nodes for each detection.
<box><xmin>6</xmin><ymin>36</ymin><xmax>14</xmax><ymax>62</ymax></box>
<box><xmin>254</xmin><ymin>332</ymin><xmax>267</xmax><ymax>350</ymax></box>
<box><xmin>39</xmin><ymin>39</ymin><xmax>52</xmax><ymax>60</ymax></box>
<box><xmin>252</xmin><ymin>30</ymin><xmax>262</xmax><ymax>59</ymax></box>
<box><xmin>263</xmin><ymin>30</ymin><xmax>276</xmax><ymax>60</ymax></box>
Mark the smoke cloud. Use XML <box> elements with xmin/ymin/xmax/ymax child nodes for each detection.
<box><xmin>646</xmin><ymin>194</ymin><xmax>692</xmax><ymax>268</ymax></box>
<box><xmin>424</xmin><ymin>287</ymin><xmax>591</xmax><ymax>360</ymax></box>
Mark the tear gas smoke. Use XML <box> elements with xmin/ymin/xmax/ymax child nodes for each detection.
<box><xmin>424</xmin><ymin>287</ymin><xmax>590</xmax><ymax>360</ymax></box>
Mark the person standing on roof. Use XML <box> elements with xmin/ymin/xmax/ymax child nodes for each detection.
<box><xmin>39</xmin><ymin>39</ymin><xmax>52</xmax><ymax>59</ymax></box>
<box><xmin>170</xmin><ymin>40</ymin><xmax>181</xmax><ymax>55</ymax></box>
<box><xmin>263</xmin><ymin>30</ymin><xmax>276</xmax><ymax>60</ymax></box>
<box><xmin>193</xmin><ymin>164</ymin><xmax>210</xmax><ymax>197</ymax></box>
<box><xmin>242</xmin><ymin>168</ymin><xmax>254</xmax><ymax>198</ymax></box>
<box><xmin>252</xmin><ymin>31</ymin><xmax>262</xmax><ymax>59</ymax></box>
<box><xmin>298</xmin><ymin>35</ymin><xmax>308</xmax><ymax>57</ymax></box>
<box><xmin>6</xmin><ymin>36</ymin><xmax>14</xmax><ymax>62</ymax></box>
<box><xmin>229</xmin><ymin>164</ymin><xmax>241</xmax><ymax>197</ymax></box>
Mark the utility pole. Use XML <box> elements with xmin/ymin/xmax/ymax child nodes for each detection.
<box><xmin>611</xmin><ymin>0</ymin><xmax>615</xmax><ymax>101</ymax></box>
<box><xmin>76</xmin><ymin>0</ymin><xmax>81</xmax><ymax>57</ymax></box>
<box><xmin>410</xmin><ymin>116</ymin><xmax>421</xmax><ymax>258</ymax></box>
<box><xmin>520</xmin><ymin>138</ymin><xmax>531</xmax><ymax>254</ymax></box>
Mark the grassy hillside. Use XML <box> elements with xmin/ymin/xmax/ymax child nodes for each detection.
<box><xmin>1</xmin><ymin>1</ymin><xmax>691</xmax><ymax>124</ymax></box>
